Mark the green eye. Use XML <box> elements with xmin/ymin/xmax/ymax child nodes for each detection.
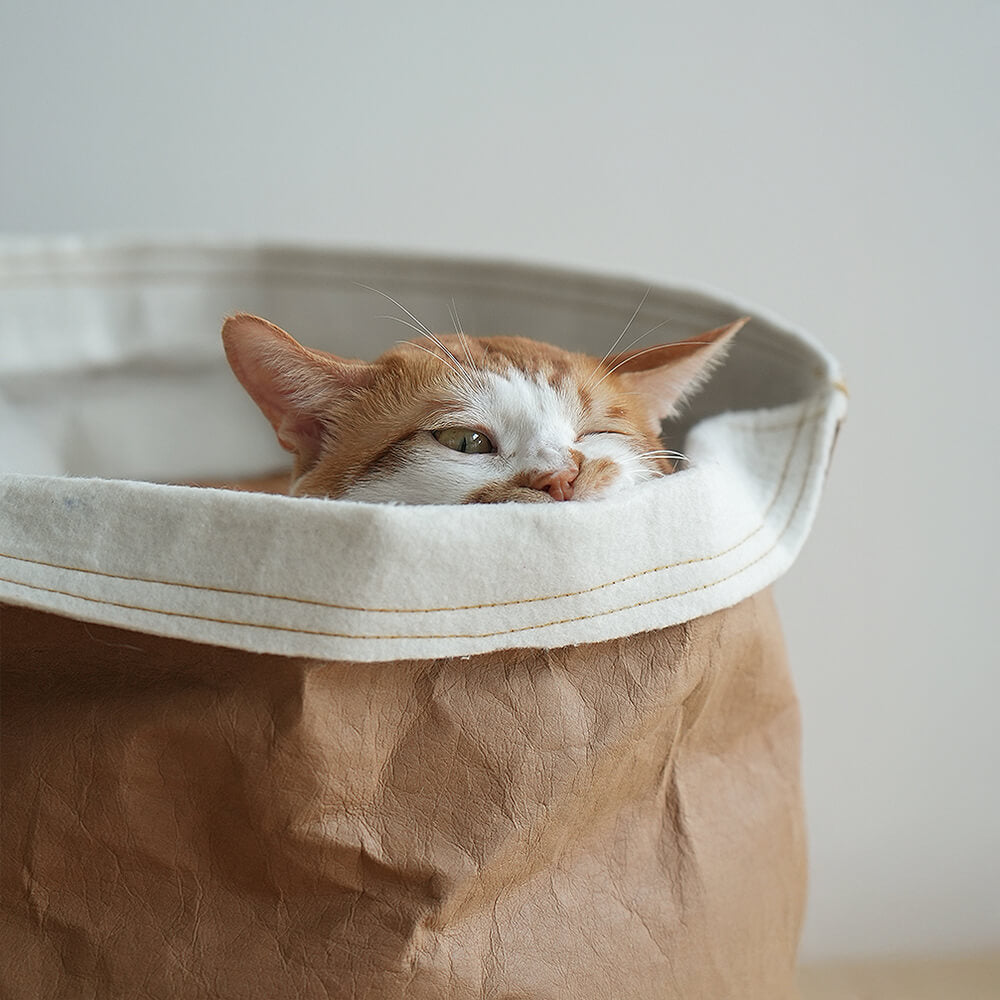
<box><xmin>433</xmin><ymin>427</ymin><xmax>495</xmax><ymax>454</ymax></box>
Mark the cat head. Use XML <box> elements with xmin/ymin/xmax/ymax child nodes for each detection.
<box><xmin>221</xmin><ymin>313</ymin><xmax>746</xmax><ymax>504</ymax></box>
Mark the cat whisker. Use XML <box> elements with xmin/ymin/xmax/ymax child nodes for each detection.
<box><xmin>630</xmin><ymin>465</ymin><xmax>670</xmax><ymax>484</ymax></box>
<box><xmin>392</xmin><ymin>335</ymin><xmax>472</xmax><ymax>382</ymax></box>
<box><xmin>409</xmin><ymin>326</ymin><xmax>476</xmax><ymax>388</ymax></box>
<box><xmin>395</xmin><ymin>338</ymin><xmax>472</xmax><ymax>381</ymax></box>
<box><xmin>449</xmin><ymin>297</ymin><xmax>477</xmax><ymax>371</ymax></box>
<box><xmin>591</xmin><ymin>340</ymin><xmax>715</xmax><ymax>389</ymax></box>
<box><xmin>374</xmin><ymin>317</ymin><xmax>474</xmax><ymax>387</ymax></box>
<box><xmin>448</xmin><ymin>298</ymin><xmax>464</xmax><ymax>337</ymax></box>
<box><xmin>358</xmin><ymin>281</ymin><xmax>478</xmax><ymax>389</ymax></box>
<box><xmin>381</xmin><ymin>321</ymin><xmax>468</xmax><ymax>382</ymax></box>
<box><xmin>585</xmin><ymin>287</ymin><xmax>651</xmax><ymax>390</ymax></box>
<box><xmin>588</xmin><ymin>318</ymin><xmax>677</xmax><ymax>391</ymax></box>
<box><xmin>617</xmin><ymin>317</ymin><xmax>674</xmax><ymax>357</ymax></box>
<box><xmin>356</xmin><ymin>282</ymin><xmax>436</xmax><ymax>338</ymax></box>
<box><xmin>639</xmin><ymin>450</ymin><xmax>689</xmax><ymax>463</ymax></box>
<box><xmin>379</xmin><ymin>313</ymin><xmax>428</xmax><ymax>338</ymax></box>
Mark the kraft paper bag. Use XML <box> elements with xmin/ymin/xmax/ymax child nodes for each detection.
<box><xmin>2</xmin><ymin>592</ymin><xmax>803</xmax><ymax>999</ymax></box>
<box><xmin>0</xmin><ymin>242</ymin><xmax>844</xmax><ymax>998</ymax></box>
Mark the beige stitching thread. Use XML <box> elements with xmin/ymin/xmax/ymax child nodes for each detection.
<box><xmin>0</xmin><ymin>410</ymin><xmax>820</xmax><ymax>643</ymax></box>
<box><xmin>0</xmin><ymin>408</ymin><xmax>822</xmax><ymax>616</ymax></box>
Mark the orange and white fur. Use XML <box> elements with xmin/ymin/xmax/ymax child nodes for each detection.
<box><xmin>221</xmin><ymin>313</ymin><xmax>747</xmax><ymax>504</ymax></box>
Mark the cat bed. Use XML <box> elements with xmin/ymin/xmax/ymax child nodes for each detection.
<box><xmin>0</xmin><ymin>241</ymin><xmax>845</xmax><ymax>999</ymax></box>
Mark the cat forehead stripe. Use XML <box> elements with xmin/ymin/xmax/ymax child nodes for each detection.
<box><xmin>480</xmin><ymin>368</ymin><xmax>581</xmax><ymax>419</ymax></box>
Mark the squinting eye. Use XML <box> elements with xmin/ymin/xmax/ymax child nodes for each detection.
<box><xmin>579</xmin><ymin>429</ymin><xmax>628</xmax><ymax>439</ymax></box>
<box><xmin>433</xmin><ymin>427</ymin><xmax>495</xmax><ymax>454</ymax></box>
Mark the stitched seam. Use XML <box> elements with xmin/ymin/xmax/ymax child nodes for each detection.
<box><xmin>0</xmin><ymin>408</ymin><xmax>821</xmax><ymax>615</ymax></box>
<box><xmin>0</xmin><ymin>411</ymin><xmax>819</xmax><ymax>642</ymax></box>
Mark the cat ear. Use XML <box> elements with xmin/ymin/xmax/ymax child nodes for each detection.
<box><xmin>608</xmin><ymin>318</ymin><xmax>749</xmax><ymax>433</ymax></box>
<box><xmin>221</xmin><ymin>313</ymin><xmax>372</xmax><ymax>464</ymax></box>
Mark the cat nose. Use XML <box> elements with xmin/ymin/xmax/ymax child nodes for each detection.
<box><xmin>530</xmin><ymin>466</ymin><xmax>578</xmax><ymax>501</ymax></box>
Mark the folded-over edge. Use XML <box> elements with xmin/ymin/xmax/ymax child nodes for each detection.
<box><xmin>0</xmin><ymin>241</ymin><xmax>846</xmax><ymax>661</ymax></box>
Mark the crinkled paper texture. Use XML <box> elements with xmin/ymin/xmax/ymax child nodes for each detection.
<box><xmin>0</xmin><ymin>242</ymin><xmax>841</xmax><ymax>998</ymax></box>
<box><xmin>2</xmin><ymin>592</ymin><xmax>804</xmax><ymax>1000</ymax></box>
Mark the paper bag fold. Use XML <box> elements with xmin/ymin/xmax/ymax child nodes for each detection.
<box><xmin>1</xmin><ymin>590</ymin><xmax>804</xmax><ymax>999</ymax></box>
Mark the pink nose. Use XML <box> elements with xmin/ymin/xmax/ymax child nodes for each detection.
<box><xmin>530</xmin><ymin>467</ymin><xmax>578</xmax><ymax>501</ymax></box>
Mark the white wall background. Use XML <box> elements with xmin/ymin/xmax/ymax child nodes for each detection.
<box><xmin>2</xmin><ymin>0</ymin><xmax>997</xmax><ymax>961</ymax></box>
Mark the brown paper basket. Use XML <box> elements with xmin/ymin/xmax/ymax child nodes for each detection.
<box><xmin>0</xmin><ymin>242</ymin><xmax>844</xmax><ymax>998</ymax></box>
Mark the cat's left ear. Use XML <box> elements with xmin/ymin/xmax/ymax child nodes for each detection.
<box><xmin>608</xmin><ymin>317</ymin><xmax>749</xmax><ymax>433</ymax></box>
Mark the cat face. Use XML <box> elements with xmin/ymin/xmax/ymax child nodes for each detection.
<box><xmin>222</xmin><ymin>314</ymin><xmax>746</xmax><ymax>504</ymax></box>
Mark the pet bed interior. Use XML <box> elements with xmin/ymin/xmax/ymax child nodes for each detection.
<box><xmin>0</xmin><ymin>241</ymin><xmax>846</xmax><ymax>662</ymax></box>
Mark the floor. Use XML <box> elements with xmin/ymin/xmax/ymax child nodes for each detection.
<box><xmin>799</xmin><ymin>953</ymin><xmax>999</xmax><ymax>999</ymax></box>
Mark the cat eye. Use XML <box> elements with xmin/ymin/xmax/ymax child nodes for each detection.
<box><xmin>579</xmin><ymin>429</ymin><xmax>629</xmax><ymax>439</ymax></box>
<box><xmin>432</xmin><ymin>427</ymin><xmax>495</xmax><ymax>454</ymax></box>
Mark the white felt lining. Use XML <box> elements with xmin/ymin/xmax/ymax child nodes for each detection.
<box><xmin>0</xmin><ymin>240</ymin><xmax>846</xmax><ymax>661</ymax></box>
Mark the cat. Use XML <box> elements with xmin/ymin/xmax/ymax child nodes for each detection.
<box><xmin>221</xmin><ymin>311</ymin><xmax>747</xmax><ymax>504</ymax></box>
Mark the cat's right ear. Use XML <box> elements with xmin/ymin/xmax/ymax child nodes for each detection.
<box><xmin>221</xmin><ymin>314</ymin><xmax>371</xmax><ymax>464</ymax></box>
